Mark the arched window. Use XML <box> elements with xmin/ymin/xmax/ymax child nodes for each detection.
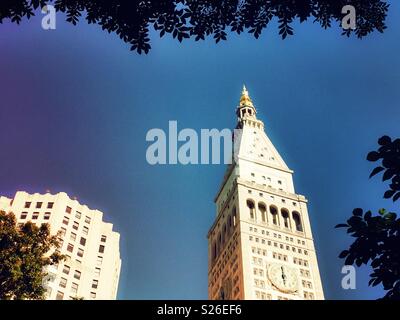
<box><xmin>247</xmin><ymin>200</ymin><xmax>255</xmax><ymax>220</ymax></box>
<box><xmin>270</xmin><ymin>206</ymin><xmax>279</xmax><ymax>226</ymax></box>
<box><xmin>292</xmin><ymin>211</ymin><xmax>303</xmax><ymax>232</ymax></box>
<box><xmin>258</xmin><ymin>203</ymin><xmax>267</xmax><ymax>223</ymax></box>
<box><xmin>281</xmin><ymin>209</ymin><xmax>290</xmax><ymax>229</ymax></box>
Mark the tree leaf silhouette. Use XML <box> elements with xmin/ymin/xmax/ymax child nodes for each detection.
<box><xmin>0</xmin><ymin>0</ymin><xmax>390</xmax><ymax>54</ymax></box>
<box><xmin>336</xmin><ymin>136</ymin><xmax>400</xmax><ymax>300</ymax></box>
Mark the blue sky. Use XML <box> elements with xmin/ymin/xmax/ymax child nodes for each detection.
<box><xmin>0</xmin><ymin>2</ymin><xmax>399</xmax><ymax>299</ymax></box>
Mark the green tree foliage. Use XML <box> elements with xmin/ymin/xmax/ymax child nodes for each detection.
<box><xmin>0</xmin><ymin>0</ymin><xmax>389</xmax><ymax>54</ymax></box>
<box><xmin>336</xmin><ymin>136</ymin><xmax>400</xmax><ymax>300</ymax></box>
<box><xmin>0</xmin><ymin>211</ymin><xmax>64</xmax><ymax>300</ymax></box>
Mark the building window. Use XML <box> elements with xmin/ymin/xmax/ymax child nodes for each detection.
<box><xmin>62</xmin><ymin>265</ymin><xmax>70</xmax><ymax>275</ymax></box>
<box><xmin>44</xmin><ymin>212</ymin><xmax>51</xmax><ymax>220</ymax></box>
<box><xmin>98</xmin><ymin>245</ymin><xmax>105</xmax><ymax>254</ymax></box>
<box><xmin>62</xmin><ymin>216</ymin><xmax>69</xmax><ymax>225</ymax></box>
<box><xmin>24</xmin><ymin>202</ymin><xmax>31</xmax><ymax>208</ymax></box>
<box><xmin>258</xmin><ymin>203</ymin><xmax>267</xmax><ymax>223</ymax></box>
<box><xmin>75</xmin><ymin>211</ymin><xmax>81</xmax><ymax>219</ymax></box>
<box><xmin>96</xmin><ymin>256</ymin><xmax>103</xmax><ymax>266</ymax></box>
<box><xmin>72</xmin><ymin>221</ymin><xmax>79</xmax><ymax>230</ymax></box>
<box><xmin>90</xmin><ymin>292</ymin><xmax>96</xmax><ymax>299</ymax></box>
<box><xmin>77</xmin><ymin>248</ymin><xmax>84</xmax><ymax>258</ymax></box>
<box><xmin>59</xmin><ymin>277</ymin><xmax>67</xmax><ymax>288</ymax></box>
<box><xmin>36</xmin><ymin>202</ymin><xmax>43</xmax><ymax>209</ymax></box>
<box><xmin>95</xmin><ymin>268</ymin><xmax>101</xmax><ymax>277</ymax></box>
<box><xmin>247</xmin><ymin>199</ymin><xmax>255</xmax><ymax>220</ymax></box>
<box><xmin>85</xmin><ymin>216</ymin><xmax>91</xmax><ymax>224</ymax></box>
<box><xmin>292</xmin><ymin>211</ymin><xmax>303</xmax><ymax>232</ymax></box>
<box><xmin>47</xmin><ymin>202</ymin><xmax>54</xmax><ymax>209</ymax></box>
<box><xmin>270</xmin><ymin>206</ymin><xmax>279</xmax><ymax>226</ymax></box>
<box><xmin>281</xmin><ymin>209</ymin><xmax>290</xmax><ymax>229</ymax></box>
<box><xmin>31</xmin><ymin>212</ymin><xmax>39</xmax><ymax>220</ymax></box>
<box><xmin>71</xmin><ymin>283</ymin><xmax>78</xmax><ymax>295</ymax></box>
<box><xmin>74</xmin><ymin>270</ymin><xmax>81</xmax><ymax>280</ymax></box>
<box><xmin>66</xmin><ymin>206</ymin><xmax>72</xmax><ymax>214</ymax></box>
<box><xmin>20</xmin><ymin>212</ymin><xmax>28</xmax><ymax>219</ymax></box>
<box><xmin>92</xmin><ymin>279</ymin><xmax>98</xmax><ymax>289</ymax></box>
<box><xmin>60</xmin><ymin>227</ymin><xmax>67</xmax><ymax>237</ymax></box>
<box><xmin>82</xmin><ymin>226</ymin><xmax>89</xmax><ymax>235</ymax></box>
<box><xmin>56</xmin><ymin>291</ymin><xmax>64</xmax><ymax>300</ymax></box>
<box><xmin>67</xmin><ymin>243</ymin><xmax>74</xmax><ymax>253</ymax></box>
<box><xmin>101</xmin><ymin>235</ymin><xmax>107</xmax><ymax>243</ymax></box>
<box><xmin>80</xmin><ymin>237</ymin><xmax>86</xmax><ymax>246</ymax></box>
<box><xmin>70</xmin><ymin>232</ymin><xmax>77</xmax><ymax>241</ymax></box>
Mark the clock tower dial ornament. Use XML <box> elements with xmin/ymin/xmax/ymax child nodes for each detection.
<box><xmin>267</xmin><ymin>263</ymin><xmax>299</xmax><ymax>294</ymax></box>
<box><xmin>207</xmin><ymin>86</ymin><xmax>324</xmax><ymax>300</ymax></box>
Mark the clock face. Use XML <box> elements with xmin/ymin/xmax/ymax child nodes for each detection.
<box><xmin>267</xmin><ymin>263</ymin><xmax>298</xmax><ymax>293</ymax></box>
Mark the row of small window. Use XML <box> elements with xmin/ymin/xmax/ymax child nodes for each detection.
<box><xmin>61</xmin><ymin>221</ymin><xmax>89</xmax><ymax>235</ymax></box>
<box><xmin>59</xmin><ymin>277</ymin><xmax>99</xmax><ymax>291</ymax></box>
<box><xmin>302</xmin><ymin>280</ymin><xmax>313</xmax><ymax>289</ymax></box>
<box><xmin>254</xmin><ymin>291</ymin><xmax>272</xmax><ymax>300</ymax></box>
<box><xmin>300</xmin><ymin>269</ymin><xmax>311</xmax><ymax>278</ymax></box>
<box><xmin>303</xmin><ymin>291</ymin><xmax>314</xmax><ymax>300</ymax></box>
<box><xmin>249</xmin><ymin>227</ymin><xmax>306</xmax><ymax>246</ymax></box>
<box><xmin>62</xmin><ymin>216</ymin><xmax>90</xmax><ymax>228</ymax></box>
<box><xmin>251</xmin><ymin>247</ymin><xmax>267</xmax><ymax>256</ymax></box>
<box><xmin>254</xmin><ymin>279</ymin><xmax>266</xmax><ymax>288</ymax></box>
<box><xmin>250</xmin><ymin>173</ymin><xmax>283</xmax><ymax>185</ymax></box>
<box><xmin>250</xmin><ymin>227</ymin><xmax>306</xmax><ymax>244</ymax></box>
<box><xmin>252</xmin><ymin>252</ymin><xmax>309</xmax><ymax>267</ymax></box>
<box><xmin>248</xmin><ymin>236</ymin><xmax>308</xmax><ymax>255</ymax></box>
<box><xmin>253</xmin><ymin>267</ymin><xmax>265</xmax><ymax>277</ymax></box>
<box><xmin>55</xmin><ymin>290</ymin><xmax>97</xmax><ymax>300</ymax></box>
<box><xmin>64</xmin><ymin>243</ymin><xmax>106</xmax><ymax>255</ymax></box>
<box><xmin>252</xmin><ymin>256</ymin><xmax>265</xmax><ymax>265</ymax></box>
<box><xmin>66</xmin><ymin>206</ymin><xmax>92</xmax><ymax>224</ymax></box>
<box><xmin>252</xmin><ymin>252</ymin><xmax>288</xmax><ymax>266</ymax></box>
<box><xmin>247</xmin><ymin>190</ymin><xmax>294</xmax><ymax>204</ymax></box>
<box><xmin>20</xmin><ymin>211</ymin><xmax>51</xmax><ymax>220</ymax></box>
<box><xmin>272</xmin><ymin>252</ymin><xmax>288</xmax><ymax>262</ymax></box>
<box><xmin>277</xmin><ymin>296</ymin><xmax>291</xmax><ymax>300</ymax></box>
<box><xmin>293</xmin><ymin>258</ymin><xmax>309</xmax><ymax>267</ymax></box>
<box><xmin>62</xmin><ymin>264</ymin><xmax>102</xmax><ymax>278</ymax></box>
<box><xmin>24</xmin><ymin>201</ymin><xmax>54</xmax><ymax>209</ymax></box>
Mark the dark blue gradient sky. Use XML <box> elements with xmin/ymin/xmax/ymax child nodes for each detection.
<box><xmin>1</xmin><ymin>2</ymin><xmax>399</xmax><ymax>300</ymax></box>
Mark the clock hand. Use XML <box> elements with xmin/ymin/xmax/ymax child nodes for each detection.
<box><xmin>281</xmin><ymin>266</ymin><xmax>287</xmax><ymax>285</ymax></box>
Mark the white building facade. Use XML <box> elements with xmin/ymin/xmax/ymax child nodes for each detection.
<box><xmin>0</xmin><ymin>191</ymin><xmax>121</xmax><ymax>300</ymax></box>
<box><xmin>208</xmin><ymin>87</ymin><xmax>324</xmax><ymax>300</ymax></box>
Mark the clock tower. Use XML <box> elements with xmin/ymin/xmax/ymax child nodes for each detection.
<box><xmin>207</xmin><ymin>86</ymin><xmax>324</xmax><ymax>300</ymax></box>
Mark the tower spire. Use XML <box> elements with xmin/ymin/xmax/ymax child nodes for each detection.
<box><xmin>239</xmin><ymin>84</ymin><xmax>254</xmax><ymax>108</ymax></box>
<box><xmin>237</xmin><ymin>84</ymin><xmax>257</xmax><ymax>121</ymax></box>
<box><xmin>242</xmin><ymin>84</ymin><xmax>249</xmax><ymax>96</ymax></box>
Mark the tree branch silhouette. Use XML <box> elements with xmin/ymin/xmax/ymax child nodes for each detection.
<box><xmin>336</xmin><ymin>136</ymin><xmax>400</xmax><ymax>300</ymax></box>
<box><xmin>0</xmin><ymin>0</ymin><xmax>389</xmax><ymax>54</ymax></box>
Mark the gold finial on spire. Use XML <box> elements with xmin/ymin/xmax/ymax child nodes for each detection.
<box><xmin>240</xmin><ymin>84</ymin><xmax>254</xmax><ymax>108</ymax></box>
<box><xmin>242</xmin><ymin>84</ymin><xmax>249</xmax><ymax>96</ymax></box>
